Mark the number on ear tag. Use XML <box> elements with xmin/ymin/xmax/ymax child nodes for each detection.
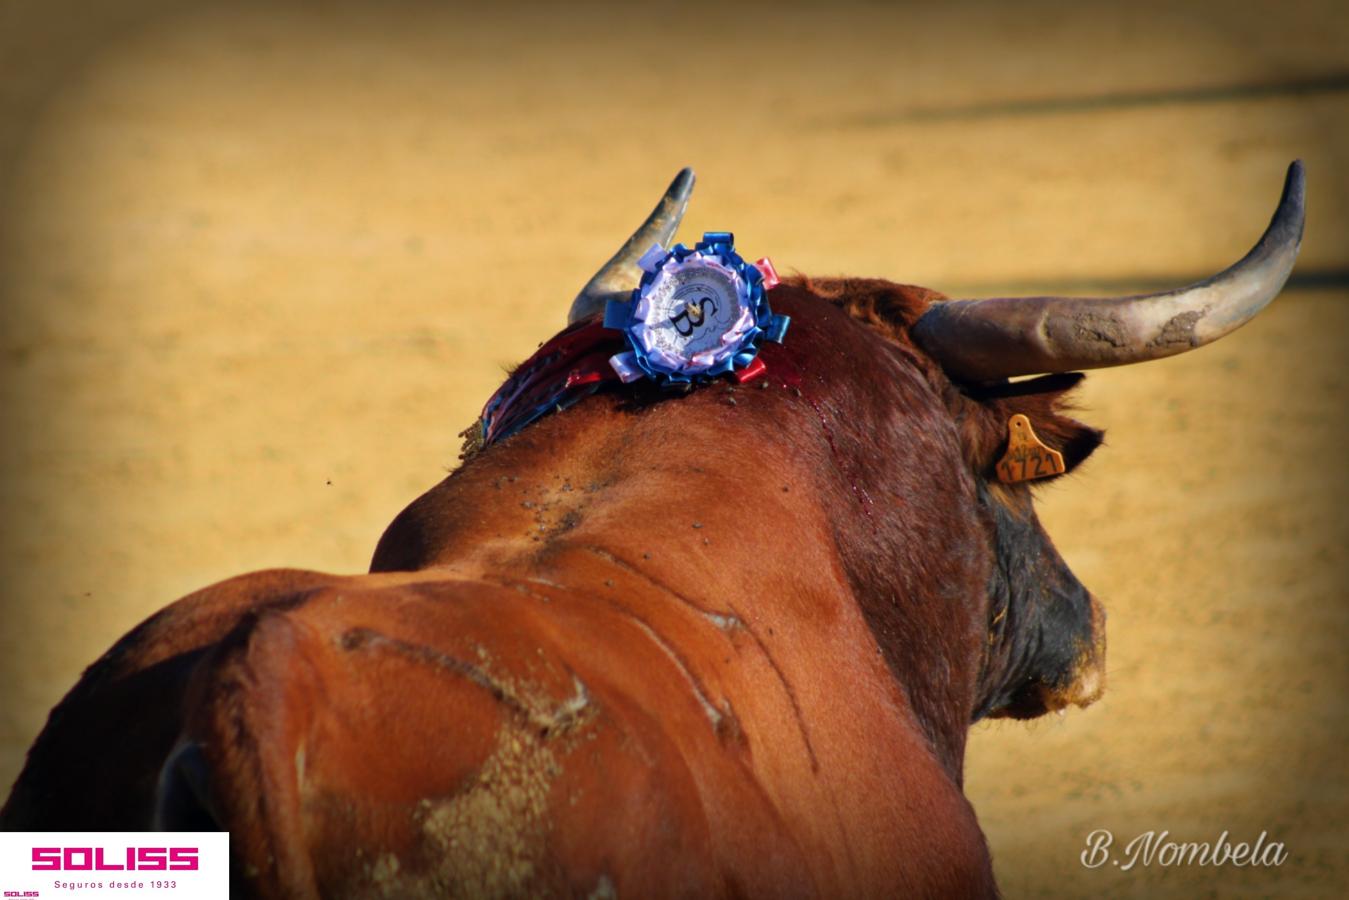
<box><xmin>996</xmin><ymin>414</ymin><xmax>1066</xmax><ymax>483</ymax></box>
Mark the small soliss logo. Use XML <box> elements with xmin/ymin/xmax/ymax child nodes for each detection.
<box><xmin>4</xmin><ymin>890</ymin><xmax>40</xmax><ymax>897</ymax></box>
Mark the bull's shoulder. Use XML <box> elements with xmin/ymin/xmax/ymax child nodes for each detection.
<box><xmin>0</xmin><ymin>568</ymin><xmax>342</xmax><ymax>830</ymax></box>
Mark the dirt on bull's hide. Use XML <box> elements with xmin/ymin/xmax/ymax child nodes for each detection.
<box><xmin>356</xmin><ymin>644</ymin><xmax>596</xmax><ymax>899</ymax></box>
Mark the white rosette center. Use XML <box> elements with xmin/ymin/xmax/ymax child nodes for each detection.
<box><xmin>631</xmin><ymin>256</ymin><xmax>755</xmax><ymax>376</ymax></box>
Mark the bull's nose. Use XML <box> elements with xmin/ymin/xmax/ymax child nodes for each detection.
<box><xmin>1045</xmin><ymin>596</ymin><xmax>1107</xmax><ymax>712</ymax></box>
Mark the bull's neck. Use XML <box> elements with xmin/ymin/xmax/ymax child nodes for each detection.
<box><xmin>372</xmin><ymin>390</ymin><xmax>846</xmax><ymax>604</ymax></box>
<box><xmin>371</xmin><ymin>366</ymin><xmax>989</xmax><ymax>779</ymax></box>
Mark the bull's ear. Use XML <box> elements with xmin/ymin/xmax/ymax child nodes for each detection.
<box><xmin>965</xmin><ymin>373</ymin><xmax>1104</xmax><ymax>483</ymax></box>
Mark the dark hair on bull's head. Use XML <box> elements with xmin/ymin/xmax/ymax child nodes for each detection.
<box><xmin>789</xmin><ymin>275</ymin><xmax>1110</xmax><ymax>725</ymax></box>
<box><xmin>558</xmin><ymin>163</ymin><xmax>1302</xmax><ymax>759</ymax></box>
<box><xmin>949</xmin><ymin>373</ymin><xmax>1107</xmax><ymax>720</ymax></box>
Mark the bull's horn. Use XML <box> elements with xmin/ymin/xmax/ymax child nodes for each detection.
<box><xmin>910</xmin><ymin>161</ymin><xmax>1305</xmax><ymax>383</ymax></box>
<box><xmin>567</xmin><ymin>168</ymin><xmax>696</xmax><ymax>324</ymax></box>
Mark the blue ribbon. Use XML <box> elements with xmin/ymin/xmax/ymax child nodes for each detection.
<box><xmin>610</xmin><ymin>232</ymin><xmax>789</xmax><ymax>386</ymax></box>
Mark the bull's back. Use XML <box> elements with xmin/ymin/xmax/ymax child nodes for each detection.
<box><xmin>170</xmin><ymin>574</ymin><xmax>824</xmax><ymax>898</ymax></box>
<box><xmin>4</xmin><ymin>567</ymin><xmax>995</xmax><ymax>898</ymax></box>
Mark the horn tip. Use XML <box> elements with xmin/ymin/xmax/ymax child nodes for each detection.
<box><xmin>1274</xmin><ymin>159</ymin><xmax>1306</xmax><ymax>246</ymax></box>
<box><xmin>669</xmin><ymin>166</ymin><xmax>696</xmax><ymax>197</ymax></box>
<box><xmin>1284</xmin><ymin>158</ymin><xmax>1305</xmax><ymax>203</ymax></box>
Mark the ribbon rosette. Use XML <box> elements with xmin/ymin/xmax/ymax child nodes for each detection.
<box><xmin>605</xmin><ymin>232</ymin><xmax>789</xmax><ymax>386</ymax></box>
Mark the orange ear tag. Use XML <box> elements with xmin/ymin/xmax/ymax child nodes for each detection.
<box><xmin>996</xmin><ymin>414</ymin><xmax>1066</xmax><ymax>483</ymax></box>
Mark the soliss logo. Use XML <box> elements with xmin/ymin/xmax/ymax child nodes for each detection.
<box><xmin>31</xmin><ymin>847</ymin><xmax>199</xmax><ymax>871</ymax></box>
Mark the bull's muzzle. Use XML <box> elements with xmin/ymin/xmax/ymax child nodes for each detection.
<box><xmin>1044</xmin><ymin>597</ymin><xmax>1107</xmax><ymax>712</ymax></box>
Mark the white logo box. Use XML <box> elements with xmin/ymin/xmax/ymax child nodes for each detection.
<box><xmin>0</xmin><ymin>833</ymin><xmax>228</xmax><ymax>899</ymax></box>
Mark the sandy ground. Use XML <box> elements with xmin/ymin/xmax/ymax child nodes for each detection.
<box><xmin>1</xmin><ymin>1</ymin><xmax>1347</xmax><ymax>896</ymax></box>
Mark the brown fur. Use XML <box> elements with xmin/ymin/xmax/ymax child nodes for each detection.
<box><xmin>2</xmin><ymin>279</ymin><xmax>1110</xmax><ymax>899</ymax></box>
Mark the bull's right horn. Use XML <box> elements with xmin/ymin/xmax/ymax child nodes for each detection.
<box><xmin>911</xmin><ymin>161</ymin><xmax>1306</xmax><ymax>383</ymax></box>
<box><xmin>567</xmin><ymin>168</ymin><xmax>695</xmax><ymax>324</ymax></box>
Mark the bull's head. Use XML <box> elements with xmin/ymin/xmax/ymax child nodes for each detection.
<box><xmin>562</xmin><ymin>165</ymin><xmax>1304</xmax><ymax>728</ymax></box>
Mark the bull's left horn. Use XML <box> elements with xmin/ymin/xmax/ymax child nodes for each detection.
<box><xmin>911</xmin><ymin>161</ymin><xmax>1305</xmax><ymax>383</ymax></box>
<box><xmin>567</xmin><ymin>168</ymin><xmax>696</xmax><ymax>324</ymax></box>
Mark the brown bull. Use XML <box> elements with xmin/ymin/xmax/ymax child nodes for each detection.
<box><xmin>1</xmin><ymin>164</ymin><xmax>1304</xmax><ymax>898</ymax></box>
